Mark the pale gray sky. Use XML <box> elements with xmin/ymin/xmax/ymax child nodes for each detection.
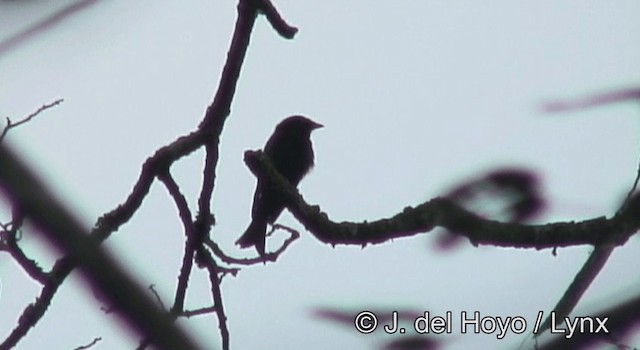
<box><xmin>1</xmin><ymin>1</ymin><xmax>640</xmax><ymax>349</ymax></box>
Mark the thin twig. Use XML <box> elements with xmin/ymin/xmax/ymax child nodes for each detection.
<box><xmin>205</xmin><ymin>239</ymin><xmax>263</xmax><ymax>265</ymax></box>
<box><xmin>0</xmin><ymin>98</ymin><xmax>63</xmax><ymax>143</ymax></box>
<box><xmin>71</xmin><ymin>337</ymin><xmax>102</xmax><ymax>350</ymax></box>
<box><xmin>619</xmin><ymin>140</ymin><xmax>640</xmax><ymax>213</ymax></box>
<box><xmin>180</xmin><ymin>306</ymin><xmax>218</xmax><ymax>318</ymax></box>
<box><xmin>205</xmin><ymin>224</ymin><xmax>299</xmax><ymax>265</ymax></box>
<box><xmin>148</xmin><ymin>285</ymin><xmax>167</xmax><ymax>311</ymax></box>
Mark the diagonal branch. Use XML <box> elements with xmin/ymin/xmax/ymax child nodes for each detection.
<box><xmin>0</xmin><ymin>1</ymin><xmax>101</xmax><ymax>58</ymax></box>
<box><xmin>538</xmin><ymin>244</ymin><xmax>615</xmax><ymax>333</ymax></box>
<box><xmin>542</xmin><ymin>87</ymin><xmax>640</xmax><ymax>113</ymax></box>
<box><xmin>0</xmin><ymin>210</ymin><xmax>48</xmax><ymax>283</ymax></box>
<box><xmin>0</xmin><ymin>99</ymin><xmax>63</xmax><ymax>143</ymax></box>
<box><xmin>537</xmin><ymin>289</ymin><xmax>640</xmax><ymax>350</ymax></box>
<box><xmin>2</xmin><ymin>231</ymin><xmax>49</xmax><ymax>284</ymax></box>
<box><xmin>0</xmin><ymin>143</ymin><xmax>200</xmax><ymax>350</ymax></box>
<box><xmin>93</xmin><ymin>130</ymin><xmax>205</xmax><ymax>241</ymax></box>
<box><xmin>0</xmin><ymin>257</ymin><xmax>72</xmax><ymax>350</ymax></box>
<box><xmin>0</xmin><ymin>123</ymin><xmax>208</xmax><ymax>350</ymax></box>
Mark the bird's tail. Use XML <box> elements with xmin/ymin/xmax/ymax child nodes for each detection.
<box><xmin>236</xmin><ymin>219</ymin><xmax>267</xmax><ymax>256</ymax></box>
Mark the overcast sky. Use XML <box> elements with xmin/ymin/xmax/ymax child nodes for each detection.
<box><xmin>1</xmin><ymin>1</ymin><xmax>640</xmax><ymax>349</ymax></box>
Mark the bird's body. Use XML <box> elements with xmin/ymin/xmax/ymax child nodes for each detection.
<box><xmin>236</xmin><ymin>115</ymin><xmax>322</xmax><ymax>255</ymax></box>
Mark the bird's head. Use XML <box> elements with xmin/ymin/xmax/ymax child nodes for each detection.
<box><xmin>277</xmin><ymin>115</ymin><xmax>323</xmax><ymax>134</ymax></box>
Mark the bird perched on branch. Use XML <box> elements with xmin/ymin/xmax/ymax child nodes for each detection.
<box><xmin>236</xmin><ymin>115</ymin><xmax>323</xmax><ymax>256</ymax></box>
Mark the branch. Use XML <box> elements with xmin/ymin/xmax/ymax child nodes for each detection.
<box><xmin>205</xmin><ymin>224</ymin><xmax>299</xmax><ymax>265</ymax></box>
<box><xmin>1</xmin><ymin>222</ymin><xmax>49</xmax><ymax>284</ymax></box>
<box><xmin>0</xmin><ymin>99</ymin><xmax>63</xmax><ymax>143</ymax></box>
<box><xmin>199</xmin><ymin>249</ymin><xmax>230</xmax><ymax>350</ymax></box>
<box><xmin>541</xmin><ymin>87</ymin><xmax>640</xmax><ymax>215</ymax></box>
<box><xmin>195</xmin><ymin>0</ymin><xmax>265</xmax><ymax>246</ymax></box>
<box><xmin>158</xmin><ymin>172</ymin><xmax>196</xmax><ymax>316</ymax></box>
<box><xmin>0</xmin><ymin>211</ymin><xmax>48</xmax><ymax>284</ymax></box>
<box><xmin>0</xmin><ymin>120</ymin><xmax>209</xmax><ymax>350</ymax></box>
<box><xmin>255</xmin><ymin>0</ymin><xmax>298</xmax><ymax>38</ymax></box>
<box><xmin>148</xmin><ymin>284</ymin><xmax>167</xmax><ymax>311</ymax></box>
<box><xmin>538</xmin><ymin>244</ymin><xmax>615</xmax><ymax>333</ymax></box>
<box><xmin>0</xmin><ymin>259</ymin><xmax>69</xmax><ymax>350</ymax></box>
<box><xmin>0</xmin><ymin>143</ymin><xmax>200</xmax><ymax>350</ymax></box>
<box><xmin>244</xmin><ymin>150</ymin><xmax>640</xmax><ymax>249</ymax></box>
<box><xmin>537</xmin><ymin>290</ymin><xmax>640</xmax><ymax>350</ymax></box>
<box><xmin>542</xmin><ymin>87</ymin><xmax>640</xmax><ymax>113</ymax></box>
<box><xmin>0</xmin><ymin>0</ymin><xmax>297</xmax><ymax>347</ymax></box>
<box><xmin>71</xmin><ymin>337</ymin><xmax>102</xmax><ymax>350</ymax></box>
<box><xmin>0</xmin><ymin>1</ymin><xmax>101</xmax><ymax>58</ymax></box>
<box><xmin>180</xmin><ymin>306</ymin><xmax>218</xmax><ymax>318</ymax></box>
<box><xmin>192</xmin><ymin>0</ymin><xmax>297</xmax><ymax>267</ymax></box>
<box><xmin>93</xmin><ymin>130</ymin><xmax>206</xmax><ymax>241</ymax></box>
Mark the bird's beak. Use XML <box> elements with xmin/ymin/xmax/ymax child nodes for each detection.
<box><xmin>311</xmin><ymin>121</ymin><xmax>324</xmax><ymax>130</ymax></box>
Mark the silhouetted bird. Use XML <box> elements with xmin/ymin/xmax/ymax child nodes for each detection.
<box><xmin>236</xmin><ymin>115</ymin><xmax>323</xmax><ymax>256</ymax></box>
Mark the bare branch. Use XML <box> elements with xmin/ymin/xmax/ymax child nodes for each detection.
<box><xmin>158</xmin><ymin>172</ymin><xmax>196</xmax><ymax>316</ymax></box>
<box><xmin>0</xmin><ymin>143</ymin><xmax>201</xmax><ymax>350</ymax></box>
<box><xmin>621</xmin><ymin>158</ymin><xmax>640</xmax><ymax>212</ymax></box>
<box><xmin>180</xmin><ymin>306</ymin><xmax>218</xmax><ymax>318</ymax></box>
<box><xmin>205</xmin><ymin>224</ymin><xmax>299</xmax><ymax>265</ymax></box>
<box><xmin>541</xmin><ymin>87</ymin><xmax>640</xmax><ymax>216</ymax></box>
<box><xmin>2</xmin><ymin>229</ymin><xmax>48</xmax><ymax>284</ymax></box>
<box><xmin>255</xmin><ymin>0</ymin><xmax>298</xmax><ymax>39</ymax></box>
<box><xmin>71</xmin><ymin>337</ymin><xmax>102</xmax><ymax>350</ymax></box>
<box><xmin>0</xmin><ymin>1</ymin><xmax>101</xmax><ymax>58</ymax></box>
<box><xmin>194</xmin><ymin>0</ymin><xmax>267</xmax><ymax>254</ymax></box>
<box><xmin>0</xmin><ymin>211</ymin><xmax>48</xmax><ymax>284</ymax></box>
<box><xmin>244</xmin><ymin>150</ymin><xmax>640</xmax><ymax>249</ymax></box>
<box><xmin>537</xmin><ymin>290</ymin><xmax>640</xmax><ymax>350</ymax></box>
<box><xmin>148</xmin><ymin>285</ymin><xmax>167</xmax><ymax>312</ymax></box>
<box><xmin>0</xmin><ymin>0</ymin><xmax>297</xmax><ymax>348</ymax></box>
<box><xmin>199</xmin><ymin>249</ymin><xmax>230</xmax><ymax>350</ymax></box>
<box><xmin>541</xmin><ymin>87</ymin><xmax>640</xmax><ymax>113</ymax></box>
<box><xmin>1</xmin><ymin>257</ymin><xmax>73</xmax><ymax>350</ymax></box>
<box><xmin>539</xmin><ymin>243</ymin><xmax>616</xmax><ymax>333</ymax></box>
<box><xmin>93</xmin><ymin>130</ymin><xmax>204</xmax><ymax>242</ymax></box>
<box><xmin>0</xmin><ymin>99</ymin><xmax>63</xmax><ymax>143</ymax></box>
